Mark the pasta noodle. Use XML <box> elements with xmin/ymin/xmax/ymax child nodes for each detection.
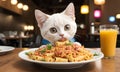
<box><xmin>26</xmin><ymin>40</ymin><xmax>93</xmax><ymax>62</ymax></box>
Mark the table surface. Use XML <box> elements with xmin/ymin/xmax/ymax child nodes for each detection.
<box><xmin>0</xmin><ymin>48</ymin><xmax>120</xmax><ymax>72</ymax></box>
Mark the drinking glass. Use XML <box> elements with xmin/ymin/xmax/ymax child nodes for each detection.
<box><xmin>99</xmin><ymin>24</ymin><xmax>119</xmax><ymax>58</ymax></box>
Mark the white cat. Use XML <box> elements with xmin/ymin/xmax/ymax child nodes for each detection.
<box><xmin>35</xmin><ymin>3</ymin><xmax>79</xmax><ymax>45</ymax></box>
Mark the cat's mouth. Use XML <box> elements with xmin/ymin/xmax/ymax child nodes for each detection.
<box><xmin>58</xmin><ymin>37</ymin><xmax>67</xmax><ymax>42</ymax></box>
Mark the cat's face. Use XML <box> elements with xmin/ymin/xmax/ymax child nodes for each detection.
<box><xmin>35</xmin><ymin>3</ymin><xmax>77</xmax><ymax>44</ymax></box>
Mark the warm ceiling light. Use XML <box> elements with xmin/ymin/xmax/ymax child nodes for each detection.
<box><xmin>27</xmin><ymin>25</ymin><xmax>34</xmax><ymax>30</ymax></box>
<box><xmin>17</xmin><ymin>3</ymin><xmax>23</xmax><ymax>9</ymax></box>
<box><xmin>11</xmin><ymin>0</ymin><xmax>18</xmax><ymax>5</ymax></box>
<box><xmin>116</xmin><ymin>14</ymin><xmax>120</xmax><ymax>19</ymax></box>
<box><xmin>30</xmin><ymin>26</ymin><xmax>34</xmax><ymax>30</ymax></box>
<box><xmin>94</xmin><ymin>0</ymin><xmax>105</xmax><ymax>5</ymax></box>
<box><xmin>80</xmin><ymin>5</ymin><xmax>89</xmax><ymax>14</ymax></box>
<box><xmin>24</xmin><ymin>26</ymin><xmax>28</xmax><ymax>30</ymax></box>
<box><xmin>2</xmin><ymin>0</ymin><xmax>6</xmax><ymax>1</ymax></box>
<box><xmin>23</xmin><ymin>5</ymin><xmax>29</xmax><ymax>11</ymax></box>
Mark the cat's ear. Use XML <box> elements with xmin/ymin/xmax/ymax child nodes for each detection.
<box><xmin>35</xmin><ymin>9</ymin><xmax>48</xmax><ymax>28</ymax></box>
<box><xmin>63</xmin><ymin>3</ymin><xmax>75</xmax><ymax>20</ymax></box>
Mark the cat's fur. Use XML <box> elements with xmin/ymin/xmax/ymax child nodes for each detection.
<box><xmin>35</xmin><ymin>3</ymin><xmax>77</xmax><ymax>44</ymax></box>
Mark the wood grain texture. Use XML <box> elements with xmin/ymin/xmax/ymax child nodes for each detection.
<box><xmin>0</xmin><ymin>48</ymin><xmax>120</xmax><ymax>72</ymax></box>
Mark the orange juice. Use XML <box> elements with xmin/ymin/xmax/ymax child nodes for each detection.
<box><xmin>100</xmin><ymin>29</ymin><xmax>118</xmax><ymax>57</ymax></box>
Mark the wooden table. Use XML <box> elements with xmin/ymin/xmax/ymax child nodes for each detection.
<box><xmin>0</xmin><ymin>48</ymin><xmax>120</xmax><ymax>72</ymax></box>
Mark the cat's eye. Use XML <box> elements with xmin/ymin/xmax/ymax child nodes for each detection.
<box><xmin>50</xmin><ymin>27</ymin><xmax>57</xmax><ymax>34</ymax></box>
<box><xmin>64</xmin><ymin>24</ymin><xmax>70</xmax><ymax>31</ymax></box>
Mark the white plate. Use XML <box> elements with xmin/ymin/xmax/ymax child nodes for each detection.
<box><xmin>0</xmin><ymin>46</ymin><xmax>15</xmax><ymax>55</ymax></box>
<box><xmin>18</xmin><ymin>48</ymin><xmax>104</xmax><ymax>69</ymax></box>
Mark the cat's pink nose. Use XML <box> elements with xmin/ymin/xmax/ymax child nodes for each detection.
<box><xmin>59</xmin><ymin>34</ymin><xmax>64</xmax><ymax>37</ymax></box>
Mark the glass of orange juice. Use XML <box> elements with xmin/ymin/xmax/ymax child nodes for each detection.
<box><xmin>99</xmin><ymin>24</ymin><xmax>119</xmax><ymax>58</ymax></box>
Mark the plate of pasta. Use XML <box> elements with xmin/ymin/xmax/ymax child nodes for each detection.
<box><xmin>18</xmin><ymin>40</ymin><xmax>104</xmax><ymax>69</ymax></box>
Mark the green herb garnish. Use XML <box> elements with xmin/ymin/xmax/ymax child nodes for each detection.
<box><xmin>40</xmin><ymin>48</ymin><xmax>46</xmax><ymax>54</ymax></box>
<box><xmin>41</xmin><ymin>59</ymin><xmax>45</xmax><ymax>61</ymax></box>
<box><xmin>66</xmin><ymin>42</ymin><xmax>72</xmax><ymax>45</ymax></box>
<box><xmin>25</xmin><ymin>52</ymin><xmax>29</xmax><ymax>55</ymax></box>
<box><xmin>94</xmin><ymin>53</ymin><xmax>99</xmax><ymax>56</ymax></box>
<box><xmin>47</xmin><ymin>44</ymin><xmax>52</xmax><ymax>50</ymax></box>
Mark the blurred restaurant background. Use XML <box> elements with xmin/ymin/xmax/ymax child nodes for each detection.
<box><xmin>0</xmin><ymin>0</ymin><xmax>120</xmax><ymax>48</ymax></box>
